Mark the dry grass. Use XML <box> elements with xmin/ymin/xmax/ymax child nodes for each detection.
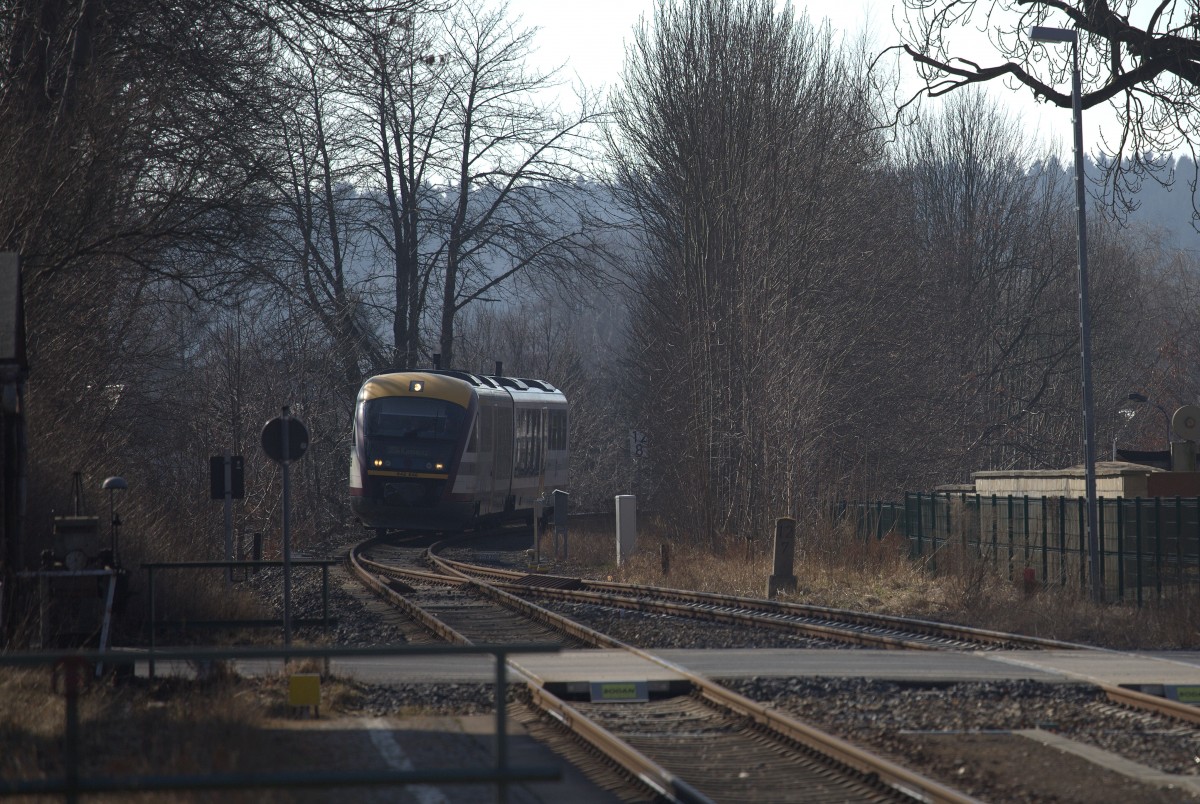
<box><xmin>0</xmin><ymin>668</ymin><xmax>264</xmax><ymax>797</ymax></box>
<box><xmin>0</xmin><ymin>661</ymin><xmax>371</xmax><ymax>801</ymax></box>
<box><xmin>547</xmin><ymin>515</ymin><xmax>1200</xmax><ymax>650</ymax></box>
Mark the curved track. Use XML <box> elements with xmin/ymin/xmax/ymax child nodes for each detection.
<box><xmin>348</xmin><ymin>533</ymin><xmax>980</xmax><ymax>802</ymax></box>
<box><xmin>431</xmin><ymin>552</ymin><xmax>1080</xmax><ymax>651</ymax></box>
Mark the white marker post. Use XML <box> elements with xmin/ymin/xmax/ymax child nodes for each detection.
<box><xmin>616</xmin><ymin>495</ymin><xmax>637</xmax><ymax>564</ymax></box>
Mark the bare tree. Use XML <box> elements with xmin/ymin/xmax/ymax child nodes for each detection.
<box><xmin>611</xmin><ymin>0</ymin><xmax>910</xmax><ymax>540</ymax></box>
<box><xmin>892</xmin><ymin>0</ymin><xmax>1200</xmax><ymax>215</ymax></box>
<box><xmin>263</xmin><ymin>48</ymin><xmax>387</xmax><ymax>390</ymax></box>
<box><xmin>427</xmin><ymin>3</ymin><xmax>604</xmax><ymax>369</ymax></box>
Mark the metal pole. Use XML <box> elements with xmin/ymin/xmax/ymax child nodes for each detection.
<box><xmin>494</xmin><ymin>649</ymin><xmax>509</xmax><ymax>804</ymax></box>
<box><xmin>224</xmin><ymin>448</ymin><xmax>233</xmax><ymax>586</ymax></box>
<box><xmin>1070</xmin><ymin>37</ymin><xmax>1101</xmax><ymax>603</ymax></box>
<box><xmin>282</xmin><ymin>407</ymin><xmax>292</xmax><ymax>651</ymax></box>
<box><xmin>148</xmin><ymin>567</ymin><xmax>156</xmax><ymax>679</ymax></box>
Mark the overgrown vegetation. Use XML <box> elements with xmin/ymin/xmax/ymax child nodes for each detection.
<box><xmin>562</xmin><ymin>517</ymin><xmax>1200</xmax><ymax>649</ymax></box>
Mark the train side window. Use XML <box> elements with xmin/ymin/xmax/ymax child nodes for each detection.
<box><xmin>516</xmin><ymin>408</ymin><xmax>530</xmax><ymax>476</ymax></box>
<box><xmin>548</xmin><ymin>410</ymin><xmax>567</xmax><ymax>450</ymax></box>
<box><xmin>479</xmin><ymin>406</ymin><xmax>492</xmax><ymax>455</ymax></box>
<box><xmin>534</xmin><ymin>410</ymin><xmax>543</xmax><ymax>472</ymax></box>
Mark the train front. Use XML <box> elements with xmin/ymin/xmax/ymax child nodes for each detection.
<box><xmin>349</xmin><ymin>372</ymin><xmax>476</xmax><ymax>531</ymax></box>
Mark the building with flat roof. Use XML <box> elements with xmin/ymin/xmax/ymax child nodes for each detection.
<box><xmin>973</xmin><ymin>462</ymin><xmax>1200</xmax><ymax>499</ymax></box>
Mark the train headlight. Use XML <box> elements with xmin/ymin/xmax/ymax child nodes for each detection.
<box><xmin>409</xmin><ymin>380</ymin><xmax>424</xmax><ymax>392</ymax></box>
<box><xmin>373</xmin><ymin>459</ymin><xmax>383</xmax><ymax>467</ymax></box>
<box><xmin>435</xmin><ymin>463</ymin><xmax>444</xmax><ymax>470</ymax></box>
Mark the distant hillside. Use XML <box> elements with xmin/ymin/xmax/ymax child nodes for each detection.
<box><xmin>1082</xmin><ymin>155</ymin><xmax>1200</xmax><ymax>255</ymax></box>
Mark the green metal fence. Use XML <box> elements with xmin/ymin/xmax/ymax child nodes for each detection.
<box><xmin>891</xmin><ymin>493</ymin><xmax>1200</xmax><ymax>603</ymax></box>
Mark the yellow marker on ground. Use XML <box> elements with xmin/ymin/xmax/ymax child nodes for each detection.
<box><xmin>288</xmin><ymin>673</ymin><xmax>321</xmax><ymax>717</ymax></box>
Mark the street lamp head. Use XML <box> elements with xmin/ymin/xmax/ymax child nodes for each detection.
<box><xmin>1030</xmin><ymin>26</ymin><xmax>1077</xmax><ymax>44</ymax></box>
<box><xmin>102</xmin><ymin>476</ymin><xmax>127</xmax><ymax>491</ymax></box>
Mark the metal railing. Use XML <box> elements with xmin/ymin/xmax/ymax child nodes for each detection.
<box><xmin>0</xmin><ymin>644</ymin><xmax>560</xmax><ymax>802</ymax></box>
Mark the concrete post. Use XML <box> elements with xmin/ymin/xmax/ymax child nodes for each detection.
<box><xmin>767</xmin><ymin>517</ymin><xmax>797</xmax><ymax>599</ymax></box>
<box><xmin>616</xmin><ymin>495</ymin><xmax>637</xmax><ymax>564</ymax></box>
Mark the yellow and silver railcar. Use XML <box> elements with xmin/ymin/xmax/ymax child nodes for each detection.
<box><xmin>349</xmin><ymin>370</ymin><xmax>568</xmax><ymax>532</ymax></box>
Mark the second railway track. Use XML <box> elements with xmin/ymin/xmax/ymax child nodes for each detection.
<box><xmin>340</xmin><ymin>531</ymin><xmax>1200</xmax><ymax>803</ymax></box>
<box><xmin>348</xmin><ymin>533</ymin><xmax>982</xmax><ymax>802</ymax></box>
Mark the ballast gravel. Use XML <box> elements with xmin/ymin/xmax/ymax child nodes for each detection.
<box><xmin>246</xmin><ymin>535</ymin><xmax>1200</xmax><ymax>802</ymax></box>
<box><xmin>723</xmin><ymin>677</ymin><xmax>1200</xmax><ymax>801</ymax></box>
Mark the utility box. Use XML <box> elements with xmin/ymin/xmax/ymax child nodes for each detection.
<box><xmin>52</xmin><ymin>516</ymin><xmax>101</xmax><ymax>570</ymax></box>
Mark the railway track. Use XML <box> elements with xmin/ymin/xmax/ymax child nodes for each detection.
<box><xmin>429</xmin><ymin>546</ymin><xmax>1200</xmax><ymax>734</ymax></box>
<box><xmin>522</xmin><ymin>685</ymin><xmax>964</xmax><ymax>803</ymax></box>
<box><xmin>430</xmin><ymin>549</ymin><xmax>1080</xmax><ymax>651</ymax></box>
<box><xmin>348</xmin><ymin>534</ymin><xmax>980</xmax><ymax>802</ymax></box>
<box><xmin>347</xmin><ymin>531</ymin><xmax>1200</xmax><ymax>801</ymax></box>
<box><xmin>350</xmin><ymin>538</ymin><xmax>606</xmax><ymax>648</ymax></box>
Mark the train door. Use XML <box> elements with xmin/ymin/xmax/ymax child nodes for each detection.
<box><xmin>473</xmin><ymin>402</ymin><xmax>495</xmax><ymax>514</ymax></box>
<box><xmin>492</xmin><ymin>400</ymin><xmax>514</xmax><ymax>513</ymax></box>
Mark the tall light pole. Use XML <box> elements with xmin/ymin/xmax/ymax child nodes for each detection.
<box><xmin>1030</xmin><ymin>25</ymin><xmax>1101</xmax><ymax>602</ymax></box>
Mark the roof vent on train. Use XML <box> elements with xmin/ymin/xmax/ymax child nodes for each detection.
<box><xmin>518</xmin><ymin>378</ymin><xmax>556</xmax><ymax>392</ymax></box>
<box><xmin>488</xmin><ymin>376</ymin><xmax>529</xmax><ymax>390</ymax></box>
<box><xmin>427</xmin><ymin>369</ymin><xmax>487</xmax><ymax>387</ymax></box>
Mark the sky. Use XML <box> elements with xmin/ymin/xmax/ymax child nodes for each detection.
<box><xmin>505</xmin><ymin>0</ymin><xmax>1117</xmax><ymax>162</ymax></box>
<box><xmin>507</xmin><ymin>1</ymin><xmax>878</xmax><ymax>94</ymax></box>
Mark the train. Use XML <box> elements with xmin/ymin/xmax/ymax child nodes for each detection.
<box><xmin>349</xmin><ymin>370</ymin><xmax>568</xmax><ymax>532</ymax></box>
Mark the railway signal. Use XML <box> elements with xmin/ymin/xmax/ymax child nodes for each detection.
<box><xmin>261</xmin><ymin>407</ymin><xmax>309</xmax><ymax>651</ymax></box>
<box><xmin>262</xmin><ymin>415</ymin><xmax>309</xmax><ymax>464</ymax></box>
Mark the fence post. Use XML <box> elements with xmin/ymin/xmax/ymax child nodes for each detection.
<box><xmin>1177</xmin><ymin>497</ymin><xmax>1185</xmax><ymax>586</ymax></box>
<box><xmin>1078</xmin><ymin>497</ymin><xmax>1087</xmax><ymax>591</ymax></box>
<box><xmin>1116</xmin><ymin>499</ymin><xmax>1124</xmax><ymax>602</ymax></box>
<box><xmin>494</xmin><ymin>647</ymin><xmax>509</xmax><ymax>802</ymax></box>
<box><xmin>1060</xmin><ymin>494</ymin><xmax>1070</xmax><ymax>588</ymax></box>
<box><xmin>975</xmin><ymin>493</ymin><xmax>982</xmax><ymax>558</ymax></box>
<box><xmin>915</xmin><ymin>493</ymin><xmax>924</xmax><ymax>560</ymax></box>
<box><xmin>1099</xmin><ymin>501</ymin><xmax>1104</xmax><ymax>602</ymax></box>
<box><xmin>991</xmin><ymin>495</ymin><xmax>999</xmax><ymax>568</ymax></box>
<box><xmin>1155</xmin><ymin>496</ymin><xmax>1163</xmax><ymax>602</ymax></box>
<box><xmin>147</xmin><ymin>566</ymin><xmax>156</xmax><ymax>679</ymax></box>
<box><xmin>1135</xmin><ymin>497</ymin><xmax>1144</xmax><ymax>608</ymax></box>
<box><xmin>1040</xmin><ymin>497</ymin><xmax>1048</xmax><ymax>583</ymax></box>
<box><xmin>1007</xmin><ymin>496</ymin><xmax>1015</xmax><ymax>581</ymax></box>
<box><xmin>62</xmin><ymin>658</ymin><xmax>83</xmax><ymax>804</ymax></box>
<box><xmin>1022</xmin><ymin>495</ymin><xmax>1031</xmax><ymax>570</ymax></box>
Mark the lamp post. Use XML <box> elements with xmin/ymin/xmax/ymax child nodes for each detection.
<box><xmin>1030</xmin><ymin>25</ymin><xmax>1100</xmax><ymax>602</ymax></box>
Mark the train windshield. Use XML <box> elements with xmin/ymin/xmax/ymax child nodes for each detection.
<box><xmin>365</xmin><ymin>396</ymin><xmax>466</xmax><ymax>441</ymax></box>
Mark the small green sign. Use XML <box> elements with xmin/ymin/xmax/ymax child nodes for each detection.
<box><xmin>1170</xmin><ymin>685</ymin><xmax>1200</xmax><ymax>704</ymax></box>
<box><xmin>589</xmin><ymin>681</ymin><xmax>649</xmax><ymax>703</ymax></box>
